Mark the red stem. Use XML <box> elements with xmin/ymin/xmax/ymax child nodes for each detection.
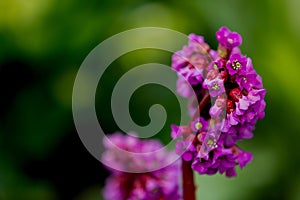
<box><xmin>182</xmin><ymin>91</ymin><xmax>210</xmax><ymax>200</ymax></box>
<box><xmin>182</xmin><ymin>160</ymin><xmax>196</xmax><ymax>200</ymax></box>
<box><xmin>192</xmin><ymin>91</ymin><xmax>210</xmax><ymax>120</ymax></box>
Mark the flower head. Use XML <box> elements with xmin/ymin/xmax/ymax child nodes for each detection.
<box><xmin>171</xmin><ymin>26</ymin><xmax>266</xmax><ymax>177</ymax></box>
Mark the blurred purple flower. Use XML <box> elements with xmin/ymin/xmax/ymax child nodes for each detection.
<box><xmin>102</xmin><ymin>133</ymin><xmax>180</xmax><ymax>200</ymax></box>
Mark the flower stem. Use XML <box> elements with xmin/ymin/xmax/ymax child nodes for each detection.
<box><xmin>182</xmin><ymin>159</ymin><xmax>196</xmax><ymax>200</ymax></box>
<box><xmin>183</xmin><ymin>91</ymin><xmax>210</xmax><ymax>200</ymax></box>
<box><xmin>192</xmin><ymin>91</ymin><xmax>210</xmax><ymax>120</ymax></box>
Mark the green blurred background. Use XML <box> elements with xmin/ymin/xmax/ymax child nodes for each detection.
<box><xmin>1</xmin><ymin>0</ymin><xmax>300</xmax><ymax>199</ymax></box>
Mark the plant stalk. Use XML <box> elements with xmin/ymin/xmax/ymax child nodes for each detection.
<box><xmin>182</xmin><ymin>159</ymin><xmax>196</xmax><ymax>200</ymax></box>
<box><xmin>182</xmin><ymin>91</ymin><xmax>210</xmax><ymax>200</ymax></box>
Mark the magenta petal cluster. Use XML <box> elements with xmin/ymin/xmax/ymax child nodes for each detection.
<box><xmin>171</xmin><ymin>26</ymin><xmax>266</xmax><ymax>177</ymax></box>
<box><xmin>216</xmin><ymin>26</ymin><xmax>242</xmax><ymax>50</ymax></box>
<box><xmin>192</xmin><ymin>146</ymin><xmax>253</xmax><ymax>177</ymax></box>
<box><xmin>172</xmin><ymin>34</ymin><xmax>213</xmax><ymax>85</ymax></box>
<box><xmin>102</xmin><ymin>133</ymin><xmax>180</xmax><ymax>200</ymax></box>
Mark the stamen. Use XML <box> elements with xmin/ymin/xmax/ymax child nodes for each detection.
<box><xmin>207</xmin><ymin>138</ymin><xmax>218</xmax><ymax>148</ymax></box>
<box><xmin>213</xmin><ymin>63</ymin><xmax>218</xmax><ymax>69</ymax></box>
<box><xmin>212</xmin><ymin>83</ymin><xmax>220</xmax><ymax>90</ymax></box>
<box><xmin>231</xmin><ymin>60</ymin><xmax>241</xmax><ymax>70</ymax></box>
<box><xmin>194</xmin><ymin>122</ymin><xmax>203</xmax><ymax>130</ymax></box>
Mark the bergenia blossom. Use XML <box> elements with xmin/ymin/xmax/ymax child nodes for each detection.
<box><xmin>102</xmin><ymin>132</ymin><xmax>180</xmax><ymax>200</ymax></box>
<box><xmin>171</xmin><ymin>26</ymin><xmax>266</xmax><ymax>177</ymax></box>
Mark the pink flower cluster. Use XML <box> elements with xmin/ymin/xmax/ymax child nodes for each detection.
<box><xmin>171</xmin><ymin>26</ymin><xmax>266</xmax><ymax>177</ymax></box>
